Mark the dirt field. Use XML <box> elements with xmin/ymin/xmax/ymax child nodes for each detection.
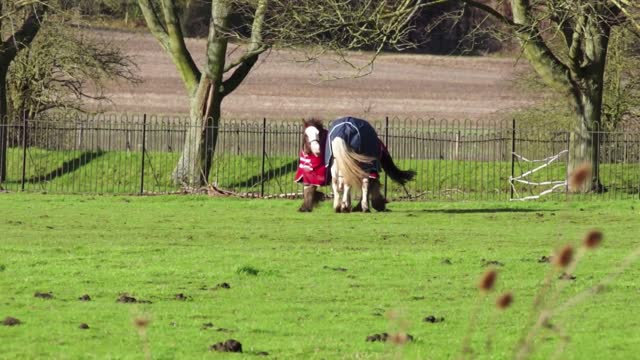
<box><xmin>101</xmin><ymin>30</ymin><xmax>535</xmax><ymax>121</ymax></box>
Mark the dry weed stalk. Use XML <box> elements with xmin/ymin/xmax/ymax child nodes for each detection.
<box><xmin>514</xmin><ymin>164</ymin><xmax>624</xmax><ymax>359</ymax></box>
<box><xmin>485</xmin><ymin>292</ymin><xmax>514</xmax><ymax>353</ymax></box>
<box><xmin>384</xmin><ymin>309</ymin><xmax>413</xmax><ymax>360</ymax></box>
<box><xmin>496</xmin><ymin>293</ymin><xmax>513</xmax><ymax>310</ymax></box>
<box><xmin>459</xmin><ymin>269</ymin><xmax>500</xmax><ymax>359</ymax></box>
<box><xmin>568</xmin><ymin>163</ymin><xmax>592</xmax><ymax>192</ymax></box>
<box><xmin>133</xmin><ymin>314</ymin><xmax>152</xmax><ymax>360</ymax></box>
<box><xmin>462</xmin><ymin>163</ymin><xmax>638</xmax><ymax>359</ymax></box>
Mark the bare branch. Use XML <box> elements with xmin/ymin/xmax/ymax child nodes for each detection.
<box><xmin>0</xmin><ymin>3</ymin><xmax>46</xmax><ymax>66</ymax></box>
<box><xmin>137</xmin><ymin>0</ymin><xmax>201</xmax><ymax>95</ymax></box>
<box><xmin>460</xmin><ymin>0</ymin><xmax>515</xmax><ymax>27</ymax></box>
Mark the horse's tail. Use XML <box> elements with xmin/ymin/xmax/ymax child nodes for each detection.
<box><xmin>380</xmin><ymin>147</ymin><xmax>416</xmax><ymax>185</ymax></box>
<box><xmin>331</xmin><ymin>137</ymin><xmax>375</xmax><ymax>188</ymax></box>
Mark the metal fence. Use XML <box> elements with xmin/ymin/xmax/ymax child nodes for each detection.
<box><xmin>0</xmin><ymin>114</ymin><xmax>639</xmax><ymax>200</ymax></box>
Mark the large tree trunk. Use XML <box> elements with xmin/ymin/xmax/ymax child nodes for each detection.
<box><xmin>569</xmin><ymin>92</ymin><xmax>603</xmax><ymax>192</ymax></box>
<box><xmin>172</xmin><ymin>78</ymin><xmax>223</xmax><ymax>187</ymax></box>
<box><xmin>568</xmin><ymin>21</ymin><xmax>610</xmax><ymax>193</ymax></box>
<box><xmin>171</xmin><ymin>0</ymin><xmax>230</xmax><ymax>188</ymax></box>
<box><xmin>0</xmin><ymin>65</ymin><xmax>8</xmax><ymax>183</ymax></box>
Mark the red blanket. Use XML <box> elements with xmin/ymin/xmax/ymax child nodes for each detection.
<box><xmin>295</xmin><ymin>151</ymin><xmax>380</xmax><ymax>186</ymax></box>
<box><xmin>295</xmin><ymin>151</ymin><xmax>327</xmax><ymax>186</ymax></box>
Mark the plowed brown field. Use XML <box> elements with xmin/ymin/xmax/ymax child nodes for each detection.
<box><xmin>99</xmin><ymin>30</ymin><xmax>535</xmax><ymax>121</ymax></box>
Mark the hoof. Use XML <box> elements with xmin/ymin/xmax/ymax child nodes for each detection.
<box><xmin>372</xmin><ymin>197</ymin><xmax>386</xmax><ymax>212</ymax></box>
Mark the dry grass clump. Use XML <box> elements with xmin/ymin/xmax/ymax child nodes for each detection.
<box><xmin>458</xmin><ymin>166</ymin><xmax>639</xmax><ymax>359</ymax></box>
<box><xmin>568</xmin><ymin>163</ymin><xmax>592</xmax><ymax>192</ymax></box>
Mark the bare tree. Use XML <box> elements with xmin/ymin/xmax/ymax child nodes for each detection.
<box><xmin>0</xmin><ymin>0</ymin><xmax>46</xmax><ymax>182</ymax></box>
<box><xmin>137</xmin><ymin>0</ymin><xmax>424</xmax><ymax>188</ymax></box>
<box><xmin>0</xmin><ymin>0</ymin><xmax>139</xmax><ymax>184</ymax></box>
<box><xmin>8</xmin><ymin>21</ymin><xmax>139</xmax><ymax>119</ymax></box>
<box><xmin>450</xmin><ymin>0</ymin><xmax>640</xmax><ymax>191</ymax></box>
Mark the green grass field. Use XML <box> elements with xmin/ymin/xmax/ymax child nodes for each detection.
<box><xmin>1</xmin><ymin>194</ymin><xmax>639</xmax><ymax>359</ymax></box>
<box><xmin>3</xmin><ymin>147</ymin><xmax>640</xmax><ymax>200</ymax></box>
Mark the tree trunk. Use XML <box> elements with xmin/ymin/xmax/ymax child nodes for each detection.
<box><xmin>0</xmin><ymin>65</ymin><xmax>8</xmax><ymax>183</ymax></box>
<box><xmin>172</xmin><ymin>78</ymin><xmax>223</xmax><ymax>187</ymax></box>
<box><xmin>171</xmin><ymin>0</ymin><xmax>230</xmax><ymax>188</ymax></box>
<box><xmin>569</xmin><ymin>93</ymin><xmax>603</xmax><ymax>192</ymax></box>
<box><xmin>568</xmin><ymin>22</ymin><xmax>610</xmax><ymax>193</ymax></box>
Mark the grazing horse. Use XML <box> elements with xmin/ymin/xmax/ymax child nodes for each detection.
<box><xmin>296</xmin><ymin>117</ymin><xmax>415</xmax><ymax>212</ymax></box>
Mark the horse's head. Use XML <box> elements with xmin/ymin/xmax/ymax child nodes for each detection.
<box><xmin>302</xmin><ymin>118</ymin><xmax>325</xmax><ymax>156</ymax></box>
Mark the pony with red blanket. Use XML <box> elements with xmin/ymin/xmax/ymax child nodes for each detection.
<box><xmin>296</xmin><ymin>117</ymin><xmax>415</xmax><ymax>212</ymax></box>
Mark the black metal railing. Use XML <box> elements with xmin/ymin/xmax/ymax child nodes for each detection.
<box><xmin>0</xmin><ymin>114</ymin><xmax>639</xmax><ymax>201</ymax></box>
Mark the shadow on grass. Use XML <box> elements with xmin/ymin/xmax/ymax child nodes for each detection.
<box><xmin>24</xmin><ymin>151</ymin><xmax>105</xmax><ymax>183</ymax></box>
<box><xmin>414</xmin><ymin>208</ymin><xmax>558</xmax><ymax>214</ymax></box>
<box><xmin>226</xmin><ymin>159</ymin><xmax>298</xmax><ymax>189</ymax></box>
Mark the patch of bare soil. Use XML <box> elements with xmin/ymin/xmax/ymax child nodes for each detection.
<box><xmin>366</xmin><ymin>332</ymin><xmax>414</xmax><ymax>343</ymax></box>
<box><xmin>174</xmin><ymin>293</ymin><xmax>189</xmax><ymax>301</ymax></box>
<box><xmin>559</xmin><ymin>273</ymin><xmax>577</xmax><ymax>281</ymax></box>
<box><xmin>210</xmin><ymin>339</ymin><xmax>243</xmax><ymax>353</ymax></box>
<box><xmin>2</xmin><ymin>317</ymin><xmax>21</xmax><ymax>326</ymax></box>
<box><xmin>116</xmin><ymin>294</ymin><xmax>152</xmax><ymax>303</ymax></box>
<box><xmin>94</xmin><ymin>30</ymin><xmax>536</xmax><ymax>121</ymax></box>
<box><xmin>481</xmin><ymin>259</ymin><xmax>505</xmax><ymax>267</ymax></box>
<box><xmin>323</xmin><ymin>266</ymin><xmax>348</xmax><ymax>272</ymax></box>
<box><xmin>34</xmin><ymin>291</ymin><xmax>54</xmax><ymax>299</ymax></box>
<box><xmin>366</xmin><ymin>332</ymin><xmax>389</xmax><ymax>342</ymax></box>
<box><xmin>201</xmin><ymin>322</ymin><xmax>215</xmax><ymax>330</ymax></box>
<box><xmin>424</xmin><ymin>315</ymin><xmax>445</xmax><ymax>323</ymax></box>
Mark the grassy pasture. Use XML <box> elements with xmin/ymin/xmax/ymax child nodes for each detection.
<box><xmin>3</xmin><ymin>148</ymin><xmax>640</xmax><ymax>200</ymax></box>
<box><xmin>1</xmin><ymin>194</ymin><xmax>639</xmax><ymax>359</ymax></box>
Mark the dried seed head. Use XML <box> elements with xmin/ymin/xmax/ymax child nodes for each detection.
<box><xmin>479</xmin><ymin>270</ymin><xmax>497</xmax><ymax>292</ymax></box>
<box><xmin>583</xmin><ymin>230</ymin><xmax>603</xmax><ymax>249</ymax></box>
<box><xmin>133</xmin><ymin>317</ymin><xmax>150</xmax><ymax>329</ymax></box>
<box><xmin>554</xmin><ymin>245</ymin><xmax>574</xmax><ymax>268</ymax></box>
<box><xmin>496</xmin><ymin>292</ymin><xmax>513</xmax><ymax>310</ymax></box>
<box><xmin>569</xmin><ymin>163</ymin><xmax>592</xmax><ymax>191</ymax></box>
<box><xmin>389</xmin><ymin>332</ymin><xmax>413</xmax><ymax>345</ymax></box>
<box><xmin>385</xmin><ymin>309</ymin><xmax>400</xmax><ymax>321</ymax></box>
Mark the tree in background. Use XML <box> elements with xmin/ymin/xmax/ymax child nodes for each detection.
<box><xmin>0</xmin><ymin>0</ymin><xmax>46</xmax><ymax>182</ymax></box>
<box><xmin>602</xmin><ymin>27</ymin><xmax>640</xmax><ymax>131</ymax></box>
<box><xmin>450</xmin><ymin>0</ymin><xmax>640</xmax><ymax>192</ymax></box>
<box><xmin>8</xmin><ymin>21</ymin><xmax>138</xmax><ymax>120</ymax></box>
<box><xmin>137</xmin><ymin>0</ymin><xmax>423</xmax><ymax>188</ymax></box>
<box><xmin>0</xmin><ymin>0</ymin><xmax>138</xmax><ymax>184</ymax></box>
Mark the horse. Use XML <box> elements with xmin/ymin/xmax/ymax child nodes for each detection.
<box><xmin>296</xmin><ymin>117</ymin><xmax>415</xmax><ymax>212</ymax></box>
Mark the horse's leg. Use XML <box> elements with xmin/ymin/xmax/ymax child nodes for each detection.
<box><xmin>298</xmin><ymin>185</ymin><xmax>316</xmax><ymax>212</ymax></box>
<box><xmin>370</xmin><ymin>178</ymin><xmax>386</xmax><ymax>211</ymax></box>
<box><xmin>341</xmin><ymin>182</ymin><xmax>352</xmax><ymax>213</ymax></box>
<box><xmin>360</xmin><ymin>178</ymin><xmax>370</xmax><ymax>212</ymax></box>
<box><xmin>331</xmin><ymin>163</ymin><xmax>341</xmax><ymax>212</ymax></box>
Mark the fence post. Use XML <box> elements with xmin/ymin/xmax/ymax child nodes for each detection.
<box><xmin>0</xmin><ymin>117</ymin><xmax>5</xmax><ymax>185</ymax></box>
<box><xmin>510</xmin><ymin>118</ymin><xmax>516</xmax><ymax>200</ymax></box>
<box><xmin>566</xmin><ymin>130</ymin><xmax>571</xmax><ymax>198</ymax></box>
<box><xmin>140</xmin><ymin>114</ymin><xmax>147</xmax><ymax>195</ymax></box>
<box><xmin>384</xmin><ymin>116</ymin><xmax>389</xmax><ymax>199</ymax></box>
<box><xmin>20</xmin><ymin>115</ymin><xmax>28</xmax><ymax>191</ymax></box>
<box><xmin>455</xmin><ymin>130</ymin><xmax>460</xmax><ymax>160</ymax></box>
<box><xmin>261</xmin><ymin>118</ymin><xmax>267</xmax><ymax>197</ymax></box>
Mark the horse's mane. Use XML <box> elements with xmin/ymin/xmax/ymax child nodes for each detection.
<box><xmin>304</xmin><ymin>118</ymin><xmax>325</xmax><ymax>131</ymax></box>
